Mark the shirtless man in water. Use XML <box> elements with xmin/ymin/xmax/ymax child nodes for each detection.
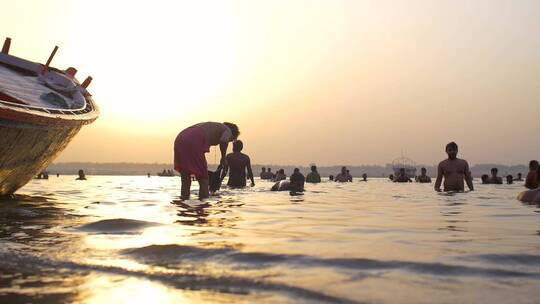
<box><xmin>434</xmin><ymin>142</ymin><xmax>474</xmax><ymax>192</ymax></box>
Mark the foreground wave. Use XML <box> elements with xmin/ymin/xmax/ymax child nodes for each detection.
<box><xmin>124</xmin><ymin>244</ymin><xmax>540</xmax><ymax>278</ymax></box>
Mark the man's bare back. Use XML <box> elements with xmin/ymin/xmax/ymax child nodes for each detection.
<box><xmin>435</xmin><ymin>158</ymin><xmax>472</xmax><ymax>192</ymax></box>
<box><xmin>192</xmin><ymin>122</ymin><xmax>231</xmax><ymax>146</ymax></box>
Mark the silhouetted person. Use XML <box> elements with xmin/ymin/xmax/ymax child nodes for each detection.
<box><xmin>435</xmin><ymin>142</ymin><xmax>474</xmax><ymax>192</ymax></box>
<box><xmin>56</xmin><ymin>173</ymin><xmax>60</xmax><ymax>178</ymax></box>
<box><xmin>362</xmin><ymin>173</ymin><xmax>367</xmax><ymax>181</ymax></box>
<box><xmin>481</xmin><ymin>174</ymin><xmax>489</xmax><ymax>184</ymax></box>
<box><xmin>221</xmin><ymin>140</ymin><xmax>254</xmax><ymax>188</ymax></box>
<box><xmin>266</xmin><ymin>168</ymin><xmax>275</xmax><ymax>180</ymax></box>
<box><xmin>486</xmin><ymin>168</ymin><xmax>503</xmax><ymax>184</ymax></box>
<box><xmin>525</xmin><ymin>160</ymin><xmax>539</xmax><ymax>189</ymax></box>
<box><xmin>290</xmin><ymin>168</ymin><xmax>305</xmax><ymax>192</ymax></box>
<box><xmin>506</xmin><ymin>175</ymin><xmax>513</xmax><ymax>184</ymax></box>
<box><xmin>335</xmin><ymin>167</ymin><xmax>352</xmax><ymax>182</ymax></box>
<box><xmin>394</xmin><ymin>168</ymin><xmax>412</xmax><ymax>183</ymax></box>
<box><xmin>518</xmin><ymin>166</ymin><xmax>540</xmax><ymax>203</ymax></box>
<box><xmin>329</xmin><ymin>175</ymin><xmax>334</xmax><ymax>181</ymax></box>
<box><xmin>388</xmin><ymin>174</ymin><xmax>394</xmax><ymax>181</ymax></box>
<box><xmin>260</xmin><ymin>167</ymin><xmax>266</xmax><ymax>179</ymax></box>
<box><xmin>306</xmin><ymin>165</ymin><xmax>321</xmax><ymax>183</ymax></box>
<box><xmin>274</xmin><ymin>169</ymin><xmax>286</xmax><ymax>181</ymax></box>
<box><xmin>76</xmin><ymin>169</ymin><xmax>86</xmax><ymax>180</ymax></box>
<box><xmin>416</xmin><ymin>167</ymin><xmax>431</xmax><ymax>183</ymax></box>
<box><xmin>516</xmin><ymin>172</ymin><xmax>523</xmax><ymax>181</ymax></box>
<box><xmin>174</xmin><ymin>122</ymin><xmax>239</xmax><ymax>200</ymax></box>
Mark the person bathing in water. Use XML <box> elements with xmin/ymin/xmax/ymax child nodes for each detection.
<box><xmin>416</xmin><ymin>167</ymin><xmax>431</xmax><ymax>183</ymax></box>
<box><xmin>220</xmin><ymin>140</ymin><xmax>255</xmax><ymax>188</ymax></box>
<box><xmin>485</xmin><ymin>168</ymin><xmax>503</xmax><ymax>184</ymax></box>
<box><xmin>525</xmin><ymin>160</ymin><xmax>539</xmax><ymax>190</ymax></box>
<box><xmin>394</xmin><ymin>168</ymin><xmax>412</xmax><ymax>183</ymax></box>
<box><xmin>306</xmin><ymin>165</ymin><xmax>321</xmax><ymax>183</ymax></box>
<box><xmin>434</xmin><ymin>142</ymin><xmax>474</xmax><ymax>192</ymax></box>
<box><xmin>518</xmin><ymin>166</ymin><xmax>540</xmax><ymax>203</ymax></box>
<box><xmin>335</xmin><ymin>167</ymin><xmax>352</xmax><ymax>182</ymax></box>
<box><xmin>174</xmin><ymin>122</ymin><xmax>239</xmax><ymax>200</ymax></box>
<box><xmin>271</xmin><ymin>168</ymin><xmax>305</xmax><ymax>192</ymax></box>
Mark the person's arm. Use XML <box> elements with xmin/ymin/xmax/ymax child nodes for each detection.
<box><xmin>465</xmin><ymin>162</ymin><xmax>474</xmax><ymax>191</ymax></box>
<box><xmin>434</xmin><ymin>163</ymin><xmax>443</xmax><ymax>191</ymax></box>
<box><xmin>218</xmin><ymin>127</ymin><xmax>232</xmax><ymax>165</ymax></box>
<box><xmin>246</xmin><ymin>157</ymin><xmax>255</xmax><ymax>186</ymax></box>
<box><xmin>219</xmin><ymin>142</ymin><xmax>228</xmax><ymax>166</ymax></box>
<box><xmin>220</xmin><ymin>156</ymin><xmax>229</xmax><ymax>180</ymax></box>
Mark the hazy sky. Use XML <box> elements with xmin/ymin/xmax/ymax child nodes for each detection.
<box><xmin>2</xmin><ymin>0</ymin><xmax>539</xmax><ymax>165</ymax></box>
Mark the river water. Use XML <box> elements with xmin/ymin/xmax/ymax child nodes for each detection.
<box><xmin>0</xmin><ymin>176</ymin><xmax>538</xmax><ymax>303</ymax></box>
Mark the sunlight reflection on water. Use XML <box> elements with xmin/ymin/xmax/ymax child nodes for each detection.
<box><xmin>0</xmin><ymin>176</ymin><xmax>538</xmax><ymax>303</ymax></box>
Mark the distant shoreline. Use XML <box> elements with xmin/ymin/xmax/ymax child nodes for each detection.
<box><xmin>47</xmin><ymin>162</ymin><xmax>528</xmax><ymax>177</ymax></box>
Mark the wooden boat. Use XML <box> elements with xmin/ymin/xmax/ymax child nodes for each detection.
<box><xmin>0</xmin><ymin>38</ymin><xmax>99</xmax><ymax>196</ymax></box>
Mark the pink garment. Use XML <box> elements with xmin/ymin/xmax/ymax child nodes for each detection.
<box><xmin>174</xmin><ymin>127</ymin><xmax>210</xmax><ymax>178</ymax></box>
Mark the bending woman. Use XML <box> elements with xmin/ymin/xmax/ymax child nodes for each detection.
<box><xmin>174</xmin><ymin>122</ymin><xmax>239</xmax><ymax>200</ymax></box>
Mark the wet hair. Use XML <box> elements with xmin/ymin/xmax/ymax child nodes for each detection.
<box><xmin>223</xmin><ymin>122</ymin><xmax>240</xmax><ymax>139</ymax></box>
<box><xmin>294</xmin><ymin>168</ymin><xmax>300</xmax><ymax>173</ymax></box>
<box><xmin>446</xmin><ymin>142</ymin><xmax>458</xmax><ymax>151</ymax></box>
<box><xmin>481</xmin><ymin>174</ymin><xmax>488</xmax><ymax>182</ymax></box>
<box><xmin>232</xmin><ymin>140</ymin><xmax>243</xmax><ymax>152</ymax></box>
<box><xmin>530</xmin><ymin>160</ymin><xmax>539</xmax><ymax>170</ymax></box>
<box><xmin>261</xmin><ymin>167</ymin><xmax>266</xmax><ymax>171</ymax></box>
<box><xmin>491</xmin><ymin>168</ymin><xmax>498</xmax><ymax>173</ymax></box>
<box><xmin>421</xmin><ymin>167</ymin><xmax>426</xmax><ymax>172</ymax></box>
<box><xmin>311</xmin><ymin>165</ymin><xmax>317</xmax><ymax>171</ymax></box>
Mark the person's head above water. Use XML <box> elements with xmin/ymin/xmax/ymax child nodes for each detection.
<box><xmin>506</xmin><ymin>175</ymin><xmax>513</xmax><ymax>183</ymax></box>
<box><xmin>481</xmin><ymin>174</ymin><xmax>488</xmax><ymax>183</ymax></box>
<box><xmin>529</xmin><ymin>160</ymin><xmax>539</xmax><ymax>170</ymax></box>
<box><xmin>311</xmin><ymin>165</ymin><xmax>317</xmax><ymax>172</ymax></box>
<box><xmin>223</xmin><ymin>122</ymin><xmax>240</xmax><ymax>140</ymax></box>
<box><xmin>518</xmin><ymin>172</ymin><xmax>522</xmax><ymax>178</ymax></box>
<box><xmin>268</xmin><ymin>168</ymin><xmax>272</xmax><ymax>172</ymax></box>
<box><xmin>421</xmin><ymin>167</ymin><xmax>427</xmax><ymax>175</ymax></box>
<box><xmin>294</xmin><ymin>168</ymin><xmax>300</xmax><ymax>173</ymax></box>
<box><xmin>261</xmin><ymin>167</ymin><xmax>266</xmax><ymax>172</ymax></box>
<box><xmin>232</xmin><ymin>140</ymin><xmax>243</xmax><ymax>152</ymax></box>
<box><xmin>445</xmin><ymin>142</ymin><xmax>458</xmax><ymax>159</ymax></box>
<box><xmin>491</xmin><ymin>168</ymin><xmax>498</xmax><ymax>176</ymax></box>
<box><xmin>341</xmin><ymin>166</ymin><xmax>347</xmax><ymax>174</ymax></box>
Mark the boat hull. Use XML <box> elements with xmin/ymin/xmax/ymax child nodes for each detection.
<box><xmin>0</xmin><ymin>119</ymin><xmax>82</xmax><ymax>195</ymax></box>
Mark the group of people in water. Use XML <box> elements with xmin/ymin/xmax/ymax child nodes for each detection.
<box><xmin>173</xmin><ymin>122</ymin><xmax>540</xmax><ymax>202</ymax></box>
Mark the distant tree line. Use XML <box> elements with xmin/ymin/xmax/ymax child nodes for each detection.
<box><xmin>47</xmin><ymin>162</ymin><xmax>529</xmax><ymax>177</ymax></box>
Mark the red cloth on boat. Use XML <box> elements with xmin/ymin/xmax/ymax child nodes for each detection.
<box><xmin>174</xmin><ymin>127</ymin><xmax>209</xmax><ymax>178</ymax></box>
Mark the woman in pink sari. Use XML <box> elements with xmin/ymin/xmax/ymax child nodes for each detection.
<box><xmin>174</xmin><ymin>122</ymin><xmax>239</xmax><ymax>200</ymax></box>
